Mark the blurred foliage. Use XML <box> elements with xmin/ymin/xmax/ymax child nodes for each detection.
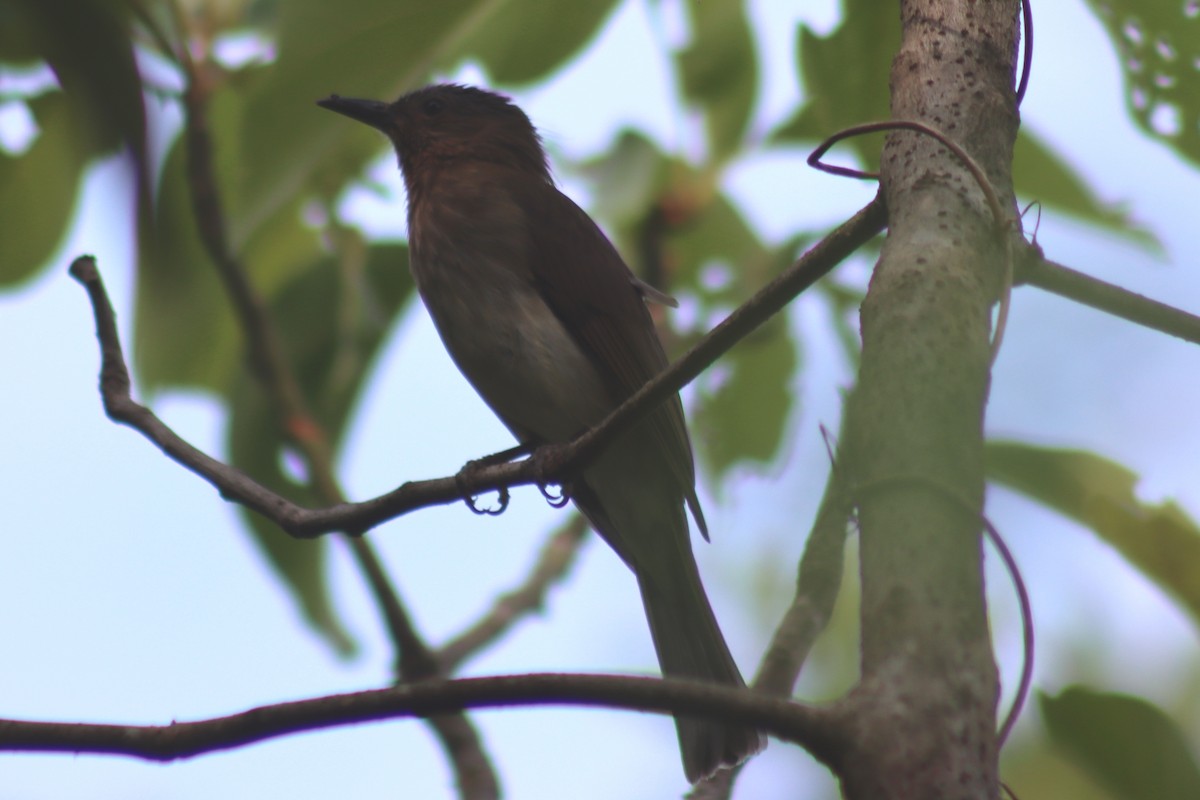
<box><xmin>1084</xmin><ymin>0</ymin><xmax>1200</xmax><ymax>167</ymax></box>
<box><xmin>228</xmin><ymin>239</ymin><xmax>414</xmax><ymax>655</ymax></box>
<box><xmin>771</xmin><ymin>0</ymin><xmax>892</xmax><ymax>166</ymax></box>
<box><xmin>1041</xmin><ymin>687</ymin><xmax>1200</xmax><ymax>800</ymax></box>
<box><xmin>987</xmin><ymin>441</ymin><xmax>1200</xmax><ymax>629</ymax></box>
<box><xmin>458</xmin><ymin>0</ymin><xmax>620</xmax><ymax>84</ymax></box>
<box><xmin>0</xmin><ymin>0</ymin><xmax>145</xmax><ymax>280</ymax></box>
<box><xmin>577</xmin><ymin>129</ymin><xmax>798</xmax><ymax>483</ymax></box>
<box><xmin>3</xmin><ymin>4</ymin><xmax>1200</xmax><ymax>792</ymax></box>
<box><xmin>1001</xmin><ymin>730</ymin><xmax>1121</xmax><ymax>800</ymax></box>
<box><xmin>677</xmin><ymin>0</ymin><xmax>758</xmax><ymax>161</ymax></box>
<box><xmin>1013</xmin><ymin>129</ymin><xmax>1159</xmax><ymax>251</ymax></box>
<box><xmin>0</xmin><ymin>92</ymin><xmax>105</xmax><ymax>283</ymax></box>
<box><xmin>772</xmin><ymin>0</ymin><xmax>1156</xmax><ymax>244</ymax></box>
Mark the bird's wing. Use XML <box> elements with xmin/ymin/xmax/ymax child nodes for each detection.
<box><xmin>510</xmin><ymin>174</ymin><xmax>707</xmax><ymax>538</ymax></box>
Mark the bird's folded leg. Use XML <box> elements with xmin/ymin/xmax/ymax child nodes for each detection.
<box><xmin>455</xmin><ymin>443</ymin><xmax>531</xmax><ymax>516</ymax></box>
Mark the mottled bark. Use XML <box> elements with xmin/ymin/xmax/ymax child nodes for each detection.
<box><xmin>838</xmin><ymin>2</ymin><xmax>1021</xmax><ymax>798</ymax></box>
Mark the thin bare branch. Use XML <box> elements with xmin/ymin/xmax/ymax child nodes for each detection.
<box><xmin>690</xmin><ymin>439</ymin><xmax>855</xmax><ymax>800</ymax></box>
<box><xmin>0</xmin><ymin>673</ymin><xmax>843</xmax><ymax>768</ymax></box>
<box><xmin>63</xmin><ymin>261</ymin><xmax>550</xmax><ymax>532</ymax></box>
<box><xmin>438</xmin><ymin>516</ymin><xmax>589</xmax><ymax>673</ymax></box>
<box><xmin>71</xmin><ymin>197</ymin><xmax>887</xmax><ymax>540</ymax></box>
<box><xmin>1017</xmin><ymin>246</ymin><xmax>1200</xmax><ymax>345</ymax></box>
<box><xmin>752</xmin><ymin>463</ymin><xmax>854</xmax><ymax>697</ymax></box>
<box><xmin>180</xmin><ymin>41</ymin><xmax>319</xmax><ymax>456</ymax></box>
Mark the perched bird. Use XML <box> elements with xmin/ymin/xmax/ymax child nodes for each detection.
<box><xmin>318</xmin><ymin>83</ymin><xmax>764</xmax><ymax>782</ymax></box>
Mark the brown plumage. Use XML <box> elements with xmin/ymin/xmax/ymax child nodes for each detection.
<box><xmin>318</xmin><ymin>84</ymin><xmax>764</xmax><ymax>782</ymax></box>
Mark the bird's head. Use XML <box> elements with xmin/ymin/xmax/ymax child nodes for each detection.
<box><xmin>318</xmin><ymin>83</ymin><xmax>550</xmax><ymax>183</ymax></box>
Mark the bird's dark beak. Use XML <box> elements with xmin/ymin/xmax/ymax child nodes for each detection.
<box><xmin>317</xmin><ymin>95</ymin><xmax>391</xmax><ymax>132</ymax></box>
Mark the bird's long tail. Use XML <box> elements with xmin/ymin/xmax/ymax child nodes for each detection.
<box><xmin>637</xmin><ymin>557</ymin><xmax>766</xmax><ymax>783</ymax></box>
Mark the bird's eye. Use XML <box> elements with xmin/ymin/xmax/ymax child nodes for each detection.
<box><xmin>422</xmin><ymin>98</ymin><xmax>444</xmax><ymax>115</ymax></box>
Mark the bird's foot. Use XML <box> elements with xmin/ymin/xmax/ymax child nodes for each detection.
<box><xmin>528</xmin><ymin>441</ymin><xmax>574</xmax><ymax>508</ymax></box>
<box><xmin>455</xmin><ymin>443</ymin><xmax>530</xmax><ymax>516</ymax></box>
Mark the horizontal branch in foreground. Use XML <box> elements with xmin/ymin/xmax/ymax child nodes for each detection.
<box><xmin>68</xmin><ymin>196</ymin><xmax>885</xmax><ymax>540</ymax></box>
<box><xmin>0</xmin><ymin>673</ymin><xmax>844</xmax><ymax>767</ymax></box>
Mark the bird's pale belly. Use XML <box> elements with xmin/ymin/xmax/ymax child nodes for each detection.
<box><xmin>413</xmin><ymin>255</ymin><xmax>612</xmax><ymax>445</ymax></box>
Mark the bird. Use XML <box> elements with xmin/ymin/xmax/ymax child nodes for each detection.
<box><xmin>318</xmin><ymin>83</ymin><xmax>764</xmax><ymax>782</ymax></box>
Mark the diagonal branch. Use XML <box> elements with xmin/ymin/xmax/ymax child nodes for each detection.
<box><xmin>690</xmin><ymin>436</ymin><xmax>855</xmax><ymax>800</ymax></box>
<box><xmin>557</xmin><ymin>195</ymin><xmax>888</xmax><ymax>478</ymax></box>
<box><xmin>0</xmin><ymin>673</ymin><xmax>844</xmax><ymax>768</ymax></box>
<box><xmin>751</xmin><ymin>457</ymin><xmax>854</xmax><ymax>698</ymax></box>
<box><xmin>71</xmin><ymin>196</ymin><xmax>886</xmax><ymax>540</ymax></box>
<box><xmin>175</xmin><ymin>14</ymin><xmax>319</xmax><ymax>453</ymax></box>
<box><xmin>1017</xmin><ymin>246</ymin><xmax>1200</xmax><ymax>345</ymax></box>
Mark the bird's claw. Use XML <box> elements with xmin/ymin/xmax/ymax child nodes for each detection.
<box><xmin>467</xmin><ymin>486</ymin><xmax>510</xmax><ymax>516</ymax></box>
<box><xmin>455</xmin><ymin>457</ymin><xmax>511</xmax><ymax>516</ymax></box>
<box><xmin>539</xmin><ymin>482</ymin><xmax>570</xmax><ymax>508</ymax></box>
<box><xmin>529</xmin><ymin>441</ymin><xmax>574</xmax><ymax>509</ymax></box>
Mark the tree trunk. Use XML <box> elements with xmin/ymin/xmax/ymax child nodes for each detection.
<box><xmin>838</xmin><ymin>2</ymin><xmax>1020</xmax><ymax>797</ymax></box>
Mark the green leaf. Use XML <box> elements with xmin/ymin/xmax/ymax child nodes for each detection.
<box><xmin>0</xmin><ymin>0</ymin><xmax>144</xmax><ymax>158</ymax></box>
<box><xmin>668</xmin><ymin>185</ymin><xmax>771</xmax><ymax>297</ymax></box>
<box><xmin>677</xmin><ymin>0</ymin><xmax>759</xmax><ymax>161</ymax></box>
<box><xmin>240</xmin><ymin>0</ymin><xmax>491</xmax><ymax>235</ymax></box>
<box><xmin>987</xmin><ymin>441</ymin><xmax>1200</xmax><ymax>627</ymax></box>
<box><xmin>0</xmin><ymin>0</ymin><xmax>145</xmax><ymax>284</ymax></box>
<box><xmin>135</xmin><ymin>132</ymin><xmax>234</xmax><ymax>392</ymax></box>
<box><xmin>276</xmin><ymin>241</ymin><xmax>414</xmax><ymax>433</ymax></box>
<box><xmin>459</xmin><ymin>0</ymin><xmax>620</xmax><ymax>85</ymax></box>
<box><xmin>670</xmin><ymin>193</ymin><xmax>796</xmax><ymax>477</ymax></box>
<box><xmin>0</xmin><ymin>92</ymin><xmax>92</xmax><ymax>284</ymax></box>
<box><xmin>574</xmin><ymin>129</ymin><xmax>668</xmax><ymax>225</ymax></box>
<box><xmin>230</xmin><ymin>425</ymin><xmax>355</xmax><ymax>658</ymax></box>
<box><xmin>573</xmin><ymin>129</ymin><xmax>797</xmax><ymax>475</ymax></box>
<box><xmin>1014</xmin><ymin>128</ymin><xmax>1158</xmax><ymax>249</ymax></box>
<box><xmin>229</xmin><ymin>241</ymin><xmax>415</xmax><ymax>655</ymax></box>
<box><xmin>693</xmin><ymin>317</ymin><xmax>797</xmax><ymax>479</ymax></box>
<box><xmin>136</xmin><ymin>70</ymin><xmax>325</xmax><ymax>393</ymax></box>
<box><xmin>1083</xmin><ymin>0</ymin><xmax>1200</xmax><ymax>167</ymax></box>
<box><xmin>0</xmin><ymin>0</ymin><xmax>45</xmax><ymax>62</ymax></box>
<box><xmin>771</xmin><ymin>0</ymin><xmax>896</xmax><ymax>168</ymax></box>
<box><xmin>1041</xmin><ymin>687</ymin><xmax>1200</xmax><ymax>800</ymax></box>
<box><xmin>579</xmin><ymin>131</ymin><xmax>771</xmax><ymax>296</ymax></box>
